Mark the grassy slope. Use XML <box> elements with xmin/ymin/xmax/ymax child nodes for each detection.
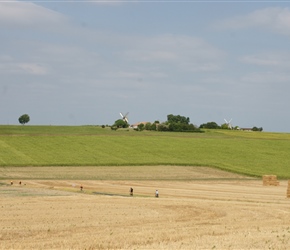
<box><xmin>1</xmin><ymin>125</ymin><xmax>290</xmax><ymax>178</ymax></box>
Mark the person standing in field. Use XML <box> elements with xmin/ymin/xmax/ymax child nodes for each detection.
<box><xmin>155</xmin><ymin>189</ymin><xmax>159</xmax><ymax>198</ymax></box>
<box><xmin>130</xmin><ymin>187</ymin><xmax>133</xmax><ymax>196</ymax></box>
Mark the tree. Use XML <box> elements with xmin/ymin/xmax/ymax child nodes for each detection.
<box><xmin>199</xmin><ymin>122</ymin><xmax>220</xmax><ymax>129</ymax></box>
<box><xmin>18</xmin><ymin>114</ymin><xmax>30</xmax><ymax>125</ymax></box>
<box><xmin>221</xmin><ymin>123</ymin><xmax>230</xmax><ymax>129</ymax></box>
<box><xmin>252</xmin><ymin>126</ymin><xmax>263</xmax><ymax>132</ymax></box>
<box><xmin>157</xmin><ymin>123</ymin><xmax>169</xmax><ymax>131</ymax></box>
<box><xmin>150</xmin><ymin>123</ymin><xmax>157</xmax><ymax>131</ymax></box>
<box><xmin>167</xmin><ymin>114</ymin><xmax>190</xmax><ymax>125</ymax></box>
<box><xmin>165</xmin><ymin>114</ymin><xmax>199</xmax><ymax>132</ymax></box>
<box><xmin>137</xmin><ymin>123</ymin><xmax>145</xmax><ymax>131</ymax></box>
<box><xmin>144</xmin><ymin>122</ymin><xmax>152</xmax><ymax>130</ymax></box>
<box><xmin>112</xmin><ymin>119</ymin><xmax>129</xmax><ymax>129</ymax></box>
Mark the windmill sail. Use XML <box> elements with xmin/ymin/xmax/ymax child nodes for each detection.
<box><xmin>120</xmin><ymin>112</ymin><xmax>129</xmax><ymax>123</ymax></box>
<box><xmin>224</xmin><ymin>118</ymin><xmax>232</xmax><ymax>129</ymax></box>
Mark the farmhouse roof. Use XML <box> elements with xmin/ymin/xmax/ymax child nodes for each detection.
<box><xmin>131</xmin><ymin>121</ymin><xmax>149</xmax><ymax>126</ymax></box>
<box><xmin>130</xmin><ymin>121</ymin><xmax>150</xmax><ymax>128</ymax></box>
<box><xmin>240</xmin><ymin>128</ymin><xmax>253</xmax><ymax>131</ymax></box>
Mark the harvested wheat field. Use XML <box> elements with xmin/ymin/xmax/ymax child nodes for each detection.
<box><xmin>1</xmin><ymin>166</ymin><xmax>290</xmax><ymax>249</ymax></box>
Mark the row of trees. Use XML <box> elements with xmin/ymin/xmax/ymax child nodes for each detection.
<box><xmin>135</xmin><ymin>114</ymin><xmax>201</xmax><ymax>132</ymax></box>
<box><xmin>111</xmin><ymin>114</ymin><xmax>263</xmax><ymax>132</ymax></box>
<box><xmin>252</xmin><ymin>127</ymin><xmax>263</xmax><ymax>132</ymax></box>
<box><xmin>18</xmin><ymin>113</ymin><xmax>262</xmax><ymax>132</ymax></box>
<box><xmin>199</xmin><ymin>121</ymin><xmax>263</xmax><ymax>131</ymax></box>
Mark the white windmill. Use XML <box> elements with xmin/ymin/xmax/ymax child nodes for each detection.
<box><xmin>120</xmin><ymin>112</ymin><xmax>129</xmax><ymax>123</ymax></box>
<box><xmin>224</xmin><ymin>118</ymin><xmax>233</xmax><ymax>129</ymax></box>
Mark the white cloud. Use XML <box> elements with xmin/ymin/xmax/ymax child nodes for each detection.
<box><xmin>0</xmin><ymin>41</ymin><xmax>92</xmax><ymax>76</ymax></box>
<box><xmin>0</xmin><ymin>62</ymin><xmax>48</xmax><ymax>75</ymax></box>
<box><xmin>240</xmin><ymin>55</ymin><xmax>279</xmax><ymax>66</ymax></box>
<box><xmin>123</xmin><ymin>50</ymin><xmax>177</xmax><ymax>62</ymax></box>
<box><xmin>113</xmin><ymin>71</ymin><xmax>144</xmax><ymax>79</ymax></box>
<box><xmin>215</xmin><ymin>7</ymin><xmax>290</xmax><ymax>36</ymax></box>
<box><xmin>240</xmin><ymin>71</ymin><xmax>290</xmax><ymax>85</ymax></box>
<box><xmin>17</xmin><ymin>63</ymin><xmax>48</xmax><ymax>75</ymax></box>
<box><xmin>90</xmin><ymin>0</ymin><xmax>128</xmax><ymax>5</ymax></box>
<box><xmin>120</xmin><ymin>34</ymin><xmax>225</xmax><ymax>73</ymax></box>
<box><xmin>240</xmin><ymin>52</ymin><xmax>290</xmax><ymax>68</ymax></box>
<box><xmin>0</xmin><ymin>1</ymin><xmax>68</xmax><ymax>29</ymax></box>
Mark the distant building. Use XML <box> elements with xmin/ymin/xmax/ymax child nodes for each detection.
<box><xmin>240</xmin><ymin>128</ymin><xmax>253</xmax><ymax>131</ymax></box>
<box><xmin>130</xmin><ymin>122</ymin><xmax>149</xmax><ymax>129</ymax></box>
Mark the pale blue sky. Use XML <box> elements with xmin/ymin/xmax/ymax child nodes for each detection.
<box><xmin>1</xmin><ymin>1</ymin><xmax>290</xmax><ymax>132</ymax></box>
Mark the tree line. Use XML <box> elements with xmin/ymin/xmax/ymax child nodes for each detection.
<box><xmin>17</xmin><ymin>113</ymin><xmax>262</xmax><ymax>132</ymax></box>
<box><xmin>199</xmin><ymin>121</ymin><xmax>263</xmax><ymax>131</ymax></box>
<box><xmin>112</xmin><ymin>114</ymin><xmax>263</xmax><ymax>132</ymax></box>
<box><xmin>135</xmin><ymin>114</ymin><xmax>201</xmax><ymax>132</ymax></box>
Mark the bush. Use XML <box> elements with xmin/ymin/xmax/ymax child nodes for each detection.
<box><xmin>18</xmin><ymin>114</ymin><xmax>30</xmax><ymax>125</ymax></box>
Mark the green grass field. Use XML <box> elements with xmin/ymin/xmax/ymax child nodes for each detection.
<box><xmin>1</xmin><ymin>125</ymin><xmax>290</xmax><ymax>178</ymax></box>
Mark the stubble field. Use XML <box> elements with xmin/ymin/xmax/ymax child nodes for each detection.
<box><xmin>1</xmin><ymin>166</ymin><xmax>290</xmax><ymax>249</ymax></box>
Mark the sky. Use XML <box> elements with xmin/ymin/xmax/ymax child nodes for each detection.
<box><xmin>1</xmin><ymin>0</ymin><xmax>290</xmax><ymax>132</ymax></box>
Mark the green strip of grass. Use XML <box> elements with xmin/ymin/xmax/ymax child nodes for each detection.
<box><xmin>1</xmin><ymin>125</ymin><xmax>290</xmax><ymax>178</ymax></box>
<box><xmin>0</xmin><ymin>125</ymin><xmax>113</xmax><ymax>135</ymax></box>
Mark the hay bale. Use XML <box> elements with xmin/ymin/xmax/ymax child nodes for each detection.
<box><xmin>262</xmin><ymin>175</ymin><xmax>279</xmax><ymax>186</ymax></box>
<box><xmin>287</xmin><ymin>180</ymin><xmax>290</xmax><ymax>198</ymax></box>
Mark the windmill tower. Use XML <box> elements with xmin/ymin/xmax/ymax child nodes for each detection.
<box><xmin>120</xmin><ymin>112</ymin><xmax>129</xmax><ymax>123</ymax></box>
<box><xmin>224</xmin><ymin>118</ymin><xmax>233</xmax><ymax>129</ymax></box>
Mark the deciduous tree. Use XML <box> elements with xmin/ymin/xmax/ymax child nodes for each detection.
<box><xmin>18</xmin><ymin>114</ymin><xmax>30</xmax><ymax>125</ymax></box>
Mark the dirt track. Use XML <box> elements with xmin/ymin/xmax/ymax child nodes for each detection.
<box><xmin>1</xmin><ymin>168</ymin><xmax>290</xmax><ymax>249</ymax></box>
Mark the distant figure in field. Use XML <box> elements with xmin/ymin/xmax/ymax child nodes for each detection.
<box><xmin>19</xmin><ymin>181</ymin><xmax>22</xmax><ymax>185</ymax></box>
<box><xmin>130</xmin><ymin>187</ymin><xmax>133</xmax><ymax>196</ymax></box>
<box><xmin>80</xmin><ymin>185</ymin><xmax>83</xmax><ymax>191</ymax></box>
<box><xmin>10</xmin><ymin>181</ymin><xmax>13</xmax><ymax>185</ymax></box>
<box><xmin>155</xmin><ymin>189</ymin><xmax>159</xmax><ymax>198</ymax></box>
